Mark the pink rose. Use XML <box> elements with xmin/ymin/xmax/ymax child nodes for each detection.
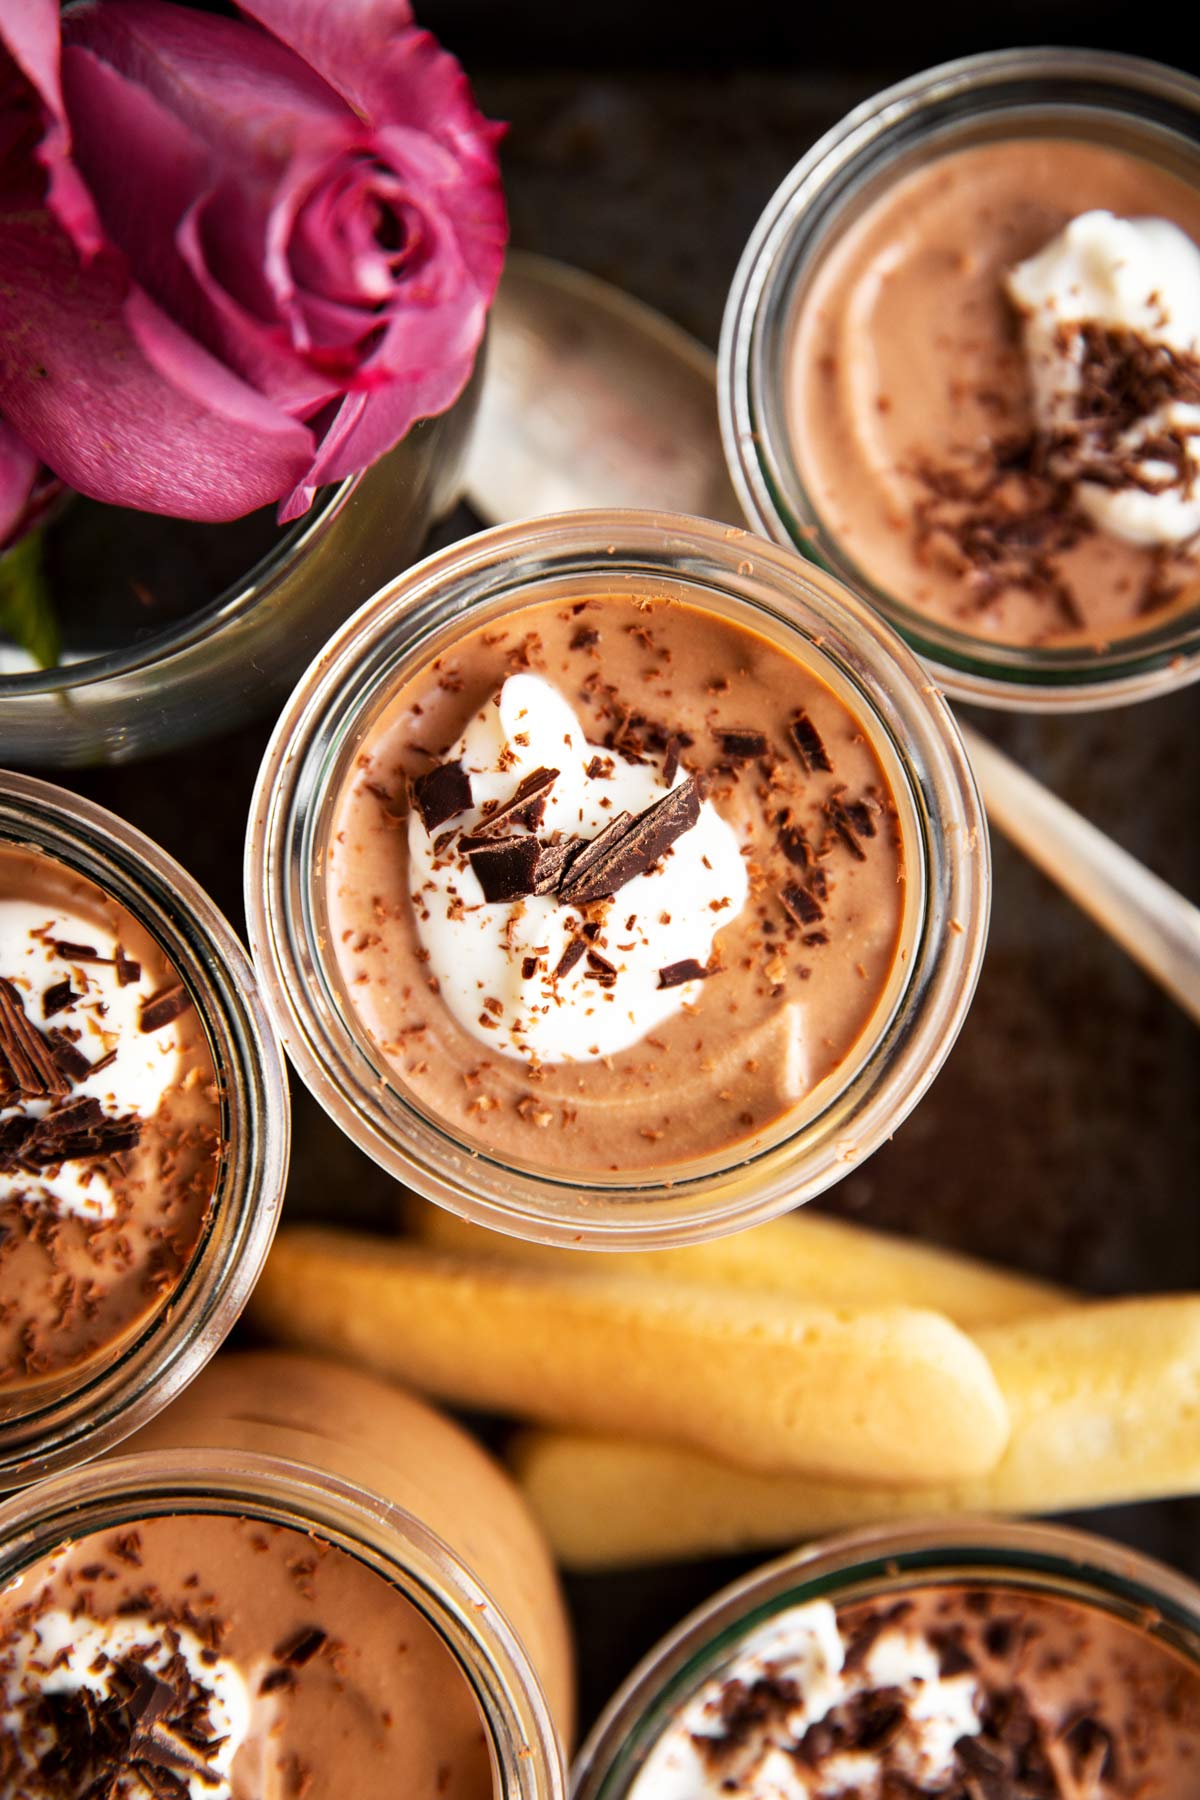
<box><xmin>0</xmin><ymin>0</ymin><xmax>505</xmax><ymax>522</ymax></box>
<box><xmin>0</xmin><ymin>417</ymin><xmax>60</xmax><ymax>550</ymax></box>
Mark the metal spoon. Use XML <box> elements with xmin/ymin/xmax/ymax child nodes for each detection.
<box><xmin>464</xmin><ymin>251</ymin><xmax>1200</xmax><ymax>1026</ymax></box>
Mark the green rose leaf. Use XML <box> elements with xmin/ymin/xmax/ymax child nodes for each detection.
<box><xmin>0</xmin><ymin>528</ymin><xmax>61</xmax><ymax>669</ymax></box>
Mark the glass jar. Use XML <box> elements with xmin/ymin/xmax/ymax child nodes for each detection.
<box><xmin>0</xmin><ymin>365</ymin><xmax>479</xmax><ymax>766</ymax></box>
<box><xmin>720</xmin><ymin>49</ymin><xmax>1200</xmax><ymax>711</ymax></box>
<box><xmin>572</xmin><ymin>1518</ymin><xmax>1200</xmax><ymax>1800</ymax></box>
<box><xmin>0</xmin><ymin>1353</ymin><xmax>568</xmax><ymax>1798</ymax></box>
<box><xmin>0</xmin><ymin>772</ymin><xmax>289</xmax><ymax>1486</ymax></box>
<box><xmin>245</xmin><ymin>509</ymin><xmax>988</xmax><ymax>1249</ymax></box>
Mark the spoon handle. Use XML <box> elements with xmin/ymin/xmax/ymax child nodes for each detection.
<box><xmin>960</xmin><ymin>723</ymin><xmax>1200</xmax><ymax>1024</ymax></box>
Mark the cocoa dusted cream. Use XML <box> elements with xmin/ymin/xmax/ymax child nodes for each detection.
<box><xmin>0</xmin><ymin>844</ymin><xmax>220</xmax><ymax>1391</ymax></box>
<box><xmin>788</xmin><ymin>139</ymin><xmax>1200</xmax><ymax>647</ymax></box>
<box><xmin>627</xmin><ymin>1585</ymin><xmax>1200</xmax><ymax>1797</ymax></box>
<box><xmin>326</xmin><ymin>591</ymin><xmax>906</xmax><ymax>1172</ymax></box>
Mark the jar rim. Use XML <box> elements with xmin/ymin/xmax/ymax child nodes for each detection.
<box><xmin>0</xmin><ymin>1445</ymin><xmax>564</xmax><ymax>1800</ymax></box>
<box><xmin>571</xmin><ymin>1515</ymin><xmax>1200</xmax><ymax>1800</ymax></box>
<box><xmin>0</xmin><ymin>772</ymin><xmax>290</xmax><ymax>1484</ymax></box>
<box><xmin>718</xmin><ymin>45</ymin><xmax>1200</xmax><ymax>712</ymax></box>
<box><xmin>244</xmin><ymin>508</ymin><xmax>988</xmax><ymax>1248</ymax></box>
<box><xmin>0</xmin><ymin>472</ymin><xmax>354</xmax><ymax>699</ymax></box>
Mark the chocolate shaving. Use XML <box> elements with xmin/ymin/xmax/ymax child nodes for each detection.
<box><xmin>467</xmin><ymin>836</ymin><xmax>542</xmax><ymax>903</ymax></box>
<box><xmin>530</xmin><ymin>837</ymin><xmax>577</xmax><ymax>895</ymax></box>
<box><xmin>838</xmin><ymin>797</ymin><xmax>878</xmax><ymax>841</ymax></box>
<box><xmin>275</xmin><ymin>1625</ymin><xmax>328</xmax><ymax>1667</ymax></box>
<box><xmin>909</xmin><ymin>432</ymin><xmax>1088</xmax><ymax>628</ymax></box>
<box><xmin>584</xmin><ymin>948</ymin><xmax>618</xmax><ymax>987</ymax></box>
<box><xmin>1051</xmin><ymin>320</ymin><xmax>1200</xmax><ymax>498</ymax></box>
<box><xmin>657</xmin><ymin>959</ymin><xmax>712</xmax><ymax>989</ymax></box>
<box><xmin>779</xmin><ymin>884</ymin><xmax>824</xmax><ymax>928</ymax></box>
<box><xmin>714</xmin><ymin>727</ymin><xmax>768</xmax><ymax>762</ymax></box>
<box><xmin>0</xmin><ymin>977</ymin><xmax>71</xmax><ymax>1100</ymax></box>
<box><xmin>662</xmin><ymin>736</ymin><xmax>682</xmax><ymax>788</ymax></box>
<box><xmin>0</xmin><ymin>1096</ymin><xmax>142</xmax><ymax>1172</ymax></box>
<box><xmin>552</xmin><ymin>938</ymin><xmax>586</xmax><ymax>981</ymax></box>
<box><xmin>115</xmin><ymin>947</ymin><xmax>142</xmax><ymax>987</ymax></box>
<box><xmin>571</xmin><ymin>624</ymin><xmax>600</xmax><ymax>649</ymax></box>
<box><xmin>1060</xmin><ymin>1711</ymin><xmax>1115</xmax><ymax>1781</ymax></box>
<box><xmin>788</xmin><ymin>710</ymin><xmax>833</xmax><ymax>774</ymax></box>
<box><xmin>553</xmin><ymin>811</ymin><xmax>633</xmax><ymax>894</ymax></box>
<box><xmin>50</xmin><ymin>939</ymin><xmax>107</xmax><ymax>962</ymax></box>
<box><xmin>139</xmin><ymin>984</ymin><xmax>191</xmax><ymax>1034</ymax></box>
<box><xmin>42</xmin><ymin>977</ymin><xmax>81</xmax><ymax>1019</ymax></box>
<box><xmin>27</xmin><ymin>1650</ymin><xmax>224</xmax><ymax>1795</ymax></box>
<box><xmin>777</xmin><ymin>822</ymin><xmax>813</xmax><ymax>870</ymax></box>
<box><xmin>412</xmin><ymin>759</ymin><xmax>473</xmax><ymax>832</ymax></box>
<box><xmin>559</xmin><ymin>777</ymin><xmax>702</xmax><ymax>906</ymax></box>
<box><xmin>826</xmin><ymin>797</ymin><xmax>869</xmax><ymax>862</ymax></box>
<box><xmin>466</xmin><ymin>766</ymin><xmax>559</xmax><ymax>839</ymax></box>
<box><xmin>46</xmin><ymin>1027</ymin><xmax>94</xmax><ymax>1085</ymax></box>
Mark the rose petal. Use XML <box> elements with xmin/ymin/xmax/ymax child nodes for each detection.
<box><xmin>234</xmin><ymin>0</ymin><xmax>415</xmax><ymax>116</ymax></box>
<box><xmin>0</xmin><ymin>210</ymin><xmax>314</xmax><ymax>521</ymax></box>
<box><xmin>0</xmin><ymin>0</ymin><xmax>104</xmax><ymax>255</ymax></box>
<box><xmin>63</xmin><ymin>0</ymin><xmax>347</xmax><ymax>165</ymax></box>
<box><xmin>62</xmin><ymin>41</ymin><xmax>335</xmax><ymax>416</ymax></box>
<box><xmin>179</xmin><ymin>192</ymin><xmax>343</xmax><ymax>413</ymax></box>
<box><xmin>0</xmin><ymin>416</ymin><xmax>39</xmax><ymax>545</ymax></box>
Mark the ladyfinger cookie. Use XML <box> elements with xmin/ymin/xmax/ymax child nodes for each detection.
<box><xmin>407</xmin><ymin>1202</ymin><xmax>1069</xmax><ymax>1329</ymax></box>
<box><xmin>251</xmin><ymin>1228</ymin><xmax>1010</xmax><ymax>1484</ymax></box>
<box><xmin>510</xmin><ymin>1295</ymin><xmax>1200</xmax><ymax>1567</ymax></box>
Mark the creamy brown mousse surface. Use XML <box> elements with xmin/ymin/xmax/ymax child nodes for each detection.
<box><xmin>0</xmin><ymin>846</ymin><xmax>220</xmax><ymax>1392</ymax></box>
<box><xmin>685</xmin><ymin>1585</ymin><xmax>1200</xmax><ymax>1796</ymax></box>
<box><xmin>327</xmin><ymin>593</ymin><xmax>905</xmax><ymax>1172</ymax></box>
<box><xmin>0</xmin><ymin>1513</ymin><xmax>493</xmax><ymax>1799</ymax></box>
<box><xmin>789</xmin><ymin>139</ymin><xmax>1200</xmax><ymax>647</ymax></box>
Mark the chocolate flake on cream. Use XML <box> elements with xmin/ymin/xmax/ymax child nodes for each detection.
<box><xmin>412</xmin><ymin>760</ymin><xmax>474</xmax><ymax>832</ymax></box>
<box><xmin>139</xmin><ymin>984</ymin><xmax>192</xmax><ymax>1035</ymax></box>
<box><xmin>0</xmin><ymin>979</ymin><xmax>71</xmax><ymax>1100</ymax></box>
<box><xmin>466</xmin><ymin>766</ymin><xmax>560</xmax><ymax>838</ymax></box>
<box><xmin>657</xmin><ymin>959</ymin><xmax>713</xmax><ymax>990</ymax></box>
<box><xmin>558</xmin><ymin>777</ymin><xmax>703</xmax><ymax>906</ymax></box>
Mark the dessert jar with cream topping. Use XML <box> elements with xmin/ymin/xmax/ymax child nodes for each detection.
<box><xmin>0</xmin><ymin>1351</ymin><xmax>570</xmax><ymax>1798</ymax></box>
<box><xmin>721</xmin><ymin>49</ymin><xmax>1200</xmax><ymax>709</ymax></box>
<box><xmin>246</xmin><ymin>510</ymin><xmax>987</xmax><ymax>1248</ymax></box>
<box><xmin>573</xmin><ymin>1521</ymin><xmax>1200</xmax><ymax>1800</ymax></box>
<box><xmin>0</xmin><ymin>773</ymin><xmax>289</xmax><ymax>1487</ymax></box>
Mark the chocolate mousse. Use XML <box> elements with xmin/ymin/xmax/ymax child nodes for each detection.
<box><xmin>0</xmin><ymin>1513</ymin><xmax>493</xmax><ymax>1798</ymax></box>
<box><xmin>327</xmin><ymin>591</ymin><xmax>905</xmax><ymax>1171</ymax></box>
<box><xmin>0</xmin><ymin>844</ymin><xmax>220</xmax><ymax>1392</ymax></box>
<box><xmin>626</xmin><ymin>1586</ymin><xmax>1200</xmax><ymax>1798</ymax></box>
<box><xmin>788</xmin><ymin>139</ymin><xmax>1200</xmax><ymax>647</ymax></box>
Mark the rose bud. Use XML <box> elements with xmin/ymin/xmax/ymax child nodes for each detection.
<box><xmin>0</xmin><ymin>0</ymin><xmax>506</xmax><ymax>523</ymax></box>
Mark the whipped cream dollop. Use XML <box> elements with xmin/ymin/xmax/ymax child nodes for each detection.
<box><xmin>1</xmin><ymin>1608</ymin><xmax>251</xmax><ymax>1800</ymax></box>
<box><xmin>407</xmin><ymin>674</ymin><xmax>748</xmax><ymax>1063</ymax></box>
<box><xmin>1006</xmin><ymin>210</ymin><xmax>1200</xmax><ymax>545</ymax></box>
<box><xmin>0</xmin><ymin>901</ymin><xmax>185</xmax><ymax>1219</ymax></box>
<box><xmin>628</xmin><ymin>1602</ymin><xmax>982</xmax><ymax>1800</ymax></box>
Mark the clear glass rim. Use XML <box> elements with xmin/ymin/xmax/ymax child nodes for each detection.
<box><xmin>0</xmin><ymin>772</ymin><xmax>291</xmax><ymax>1484</ymax></box>
<box><xmin>0</xmin><ymin>1445</ymin><xmax>564</xmax><ymax>1800</ymax></box>
<box><xmin>572</xmin><ymin>1515</ymin><xmax>1200</xmax><ymax>1800</ymax></box>
<box><xmin>0</xmin><ymin>473</ymin><xmax>355</xmax><ymax>697</ymax></box>
<box><xmin>718</xmin><ymin>46</ymin><xmax>1200</xmax><ymax>712</ymax></box>
<box><xmin>244</xmin><ymin>508</ymin><xmax>989</xmax><ymax>1249</ymax></box>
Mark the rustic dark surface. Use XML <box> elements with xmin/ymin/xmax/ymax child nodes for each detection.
<box><xmin>34</xmin><ymin>64</ymin><xmax>1200</xmax><ymax>1740</ymax></box>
